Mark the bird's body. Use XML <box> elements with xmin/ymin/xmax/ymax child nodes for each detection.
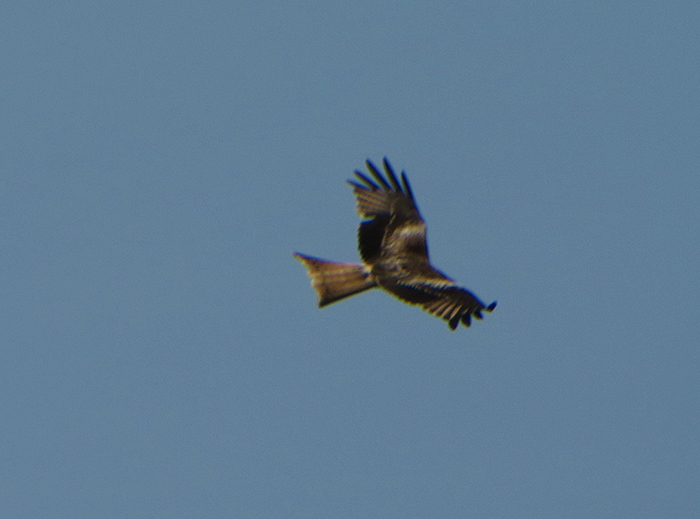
<box><xmin>294</xmin><ymin>158</ymin><xmax>496</xmax><ymax>330</ymax></box>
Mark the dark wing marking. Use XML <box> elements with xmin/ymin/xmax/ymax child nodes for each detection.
<box><xmin>357</xmin><ymin>213</ymin><xmax>390</xmax><ymax>264</ymax></box>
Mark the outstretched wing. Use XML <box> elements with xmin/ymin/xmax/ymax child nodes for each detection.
<box><xmin>348</xmin><ymin>158</ymin><xmax>428</xmax><ymax>265</ymax></box>
<box><xmin>379</xmin><ymin>265</ymin><xmax>498</xmax><ymax>330</ymax></box>
<box><xmin>345</xmin><ymin>157</ymin><xmax>497</xmax><ymax>330</ymax></box>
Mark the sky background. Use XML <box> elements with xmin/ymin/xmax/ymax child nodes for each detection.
<box><xmin>2</xmin><ymin>1</ymin><xmax>698</xmax><ymax>517</ymax></box>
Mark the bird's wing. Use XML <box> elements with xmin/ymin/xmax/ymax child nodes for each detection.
<box><xmin>348</xmin><ymin>158</ymin><xmax>427</xmax><ymax>264</ymax></box>
<box><xmin>380</xmin><ymin>266</ymin><xmax>497</xmax><ymax>330</ymax></box>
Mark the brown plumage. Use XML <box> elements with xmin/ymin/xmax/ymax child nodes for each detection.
<box><xmin>294</xmin><ymin>158</ymin><xmax>496</xmax><ymax>330</ymax></box>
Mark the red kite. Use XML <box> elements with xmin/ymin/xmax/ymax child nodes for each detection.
<box><xmin>294</xmin><ymin>158</ymin><xmax>496</xmax><ymax>330</ymax></box>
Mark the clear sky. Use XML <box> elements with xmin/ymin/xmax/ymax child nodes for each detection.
<box><xmin>2</xmin><ymin>1</ymin><xmax>698</xmax><ymax>517</ymax></box>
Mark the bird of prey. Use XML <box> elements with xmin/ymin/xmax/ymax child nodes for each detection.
<box><xmin>294</xmin><ymin>158</ymin><xmax>496</xmax><ymax>330</ymax></box>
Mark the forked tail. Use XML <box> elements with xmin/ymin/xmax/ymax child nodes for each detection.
<box><xmin>293</xmin><ymin>253</ymin><xmax>376</xmax><ymax>307</ymax></box>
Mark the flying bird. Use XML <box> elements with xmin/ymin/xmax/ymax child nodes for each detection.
<box><xmin>294</xmin><ymin>158</ymin><xmax>496</xmax><ymax>330</ymax></box>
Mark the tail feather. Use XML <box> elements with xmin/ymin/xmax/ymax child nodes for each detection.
<box><xmin>293</xmin><ymin>253</ymin><xmax>376</xmax><ymax>307</ymax></box>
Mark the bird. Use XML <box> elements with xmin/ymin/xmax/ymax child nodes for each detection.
<box><xmin>293</xmin><ymin>158</ymin><xmax>496</xmax><ymax>330</ymax></box>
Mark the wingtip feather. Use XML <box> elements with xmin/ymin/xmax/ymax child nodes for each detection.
<box><xmin>353</xmin><ymin>171</ymin><xmax>379</xmax><ymax>190</ymax></box>
<box><xmin>461</xmin><ymin>313</ymin><xmax>471</xmax><ymax>327</ymax></box>
<box><xmin>365</xmin><ymin>159</ymin><xmax>392</xmax><ymax>190</ymax></box>
<box><xmin>400</xmin><ymin>172</ymin><xmax>415</xmax><ymax>201</ymax></box>
<box><xmin>382</xmin><ymin>157</ymin><xmax>402</xmax><ymax>191</ymax></box>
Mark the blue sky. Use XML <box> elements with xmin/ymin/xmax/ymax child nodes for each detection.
<box><xmin>2</xmin><ymin>1</ymin><xmax>698</xmax><ymax>517</ymax></box>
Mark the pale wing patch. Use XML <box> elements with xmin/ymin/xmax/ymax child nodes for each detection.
<box><xmin>410</xmin><ymin>278</ymin><xmax>457</xmax><ymax>291</ymax></box>
<box><xmin>393</xmin><ymin>222</ymin><xmax>425</xmax><ymax>241</ymax></box>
